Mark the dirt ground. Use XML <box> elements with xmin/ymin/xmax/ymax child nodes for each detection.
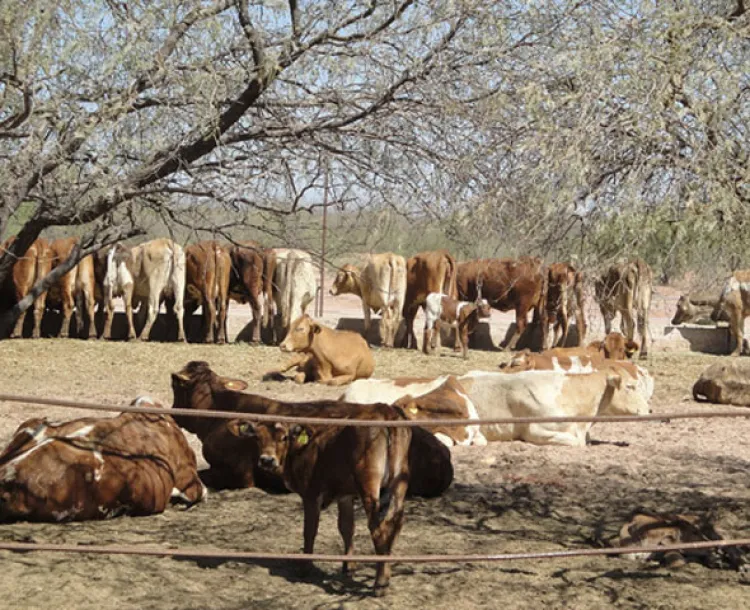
<box><xmin>2</xmin><ymin>319</ymin><xmax>750</xmax><ymax>608</ymax></box>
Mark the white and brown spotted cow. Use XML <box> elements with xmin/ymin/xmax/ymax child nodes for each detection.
<box><xmin>100</xmin><ymin>238</ymin><xmax>186</xmax><ymax>341</ymax></box>
<box><xmin>711</xmin><ymin>270</ymin><xmax>750</xmax><ymax>355</ymax></box>
<box><xmin>422</xmin><ymin>293</ymin><xmax>491</xmax><ymax>358</ymax></box>
<box><xmin>329</xmin><ymin>253</ymin><xmax>407</xmax><ymax>347</ymax></box>
<box><xmin>595</xmin><ymin>258</ymin><xmax>652</xmax><ymax>359</ymax></box>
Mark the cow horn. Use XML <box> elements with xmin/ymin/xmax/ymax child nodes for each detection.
<box><xmin>174</xmin><ymin>370</ymin><xmax>191</xmax><ymax>381</ymax></box>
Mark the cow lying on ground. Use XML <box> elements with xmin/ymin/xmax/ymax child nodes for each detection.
<box><xmin>234</xmin><ymin>412</ymin><xmax>410</xmax><ymax>594</ymax></box>
<box><xmin>535</xmin><ymin>332</ymin><xmax>639</xmax><ymax>362</ymax></box>
<box><xmin>265</xmin><ymin>315</ymin><xmax>375</xmax><ymax>385</ymax></box>
<box><xmin>0</xmin><ymin>397</ymin><xmax>205</xmax><ymax>522</ymax></box>
<box><xmin>595</xmin><ymin>258</ymin><xmax>652</xmax><ymax>359</ymax></box>
<box><xmin>693</xmin><ymin>359</ymin><xmax>750</xmax><ymax>405</ymax></box>
<box><xmin>671</xmin><ymin>294</ymin><xmax>728</xmax><ymax>326</ymax></box>
<box><xmin>329</xmin><ymin>253</ymin><xmax>407</xmax><ymax>347</ymax></box>
<box><xmin>170</xmin><ymin>361</ymin><xmax>453</xmax><ymax>497</ymax></box>
<box><xmin>344</xmin><ymin>368</ymin><xmax>650</xmax><ymax>447</ymax></box>
<box><xmin>422</xmin><ymin>293</ymin><xmax>491</xmax><ymax>359</ymax></box>
<box><xmin>711</xmin><ymin>270</ymin><xmax>750</xmax><ymax>356</ymax></box>
<box><xmin>342</xmin><ymin>375</ymin><xmax>486</xmax><ymax>447</ymax></box>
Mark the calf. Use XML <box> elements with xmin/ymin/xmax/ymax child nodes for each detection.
<box><xmin>711</xmin><ymin>270</ymin><xmax>750</xmax><ymax>355</ymax></box>
<box><xmin>170</xmin><ymin>360</ymin><xmax>452</xmax><ymax>497</ymax></box>
<box><xmin>241</xmin><ymin>411</ymin><xmax>410</xmax><ymax>594</ymax></box>
<box><xmin>329</xmin><ymin>253</ymin><xmax>407</xmax><ymax>347</ymax></box>
<box><xmin>422</xmin><ymin>292</ymin><xmax>491</xmax><ymax>358</ymax></box>
<box><xmin>672</xmin><ymin>294</ymin><xmax>728</xmax><ymax>326</ymax></box>
<box><xmin>0</xmin><ymin>398</ymin><xmax>205</xmax><ymax>522</ymax></box>
<box><xmin>269</xmin><ymin>314</ymin><xmax>375</xmax><ymax>385</ymax></box>
<box><xmin>545</xmin><ymin>262</ymin><xmax>586</xmax><ymax>348</ymax></box>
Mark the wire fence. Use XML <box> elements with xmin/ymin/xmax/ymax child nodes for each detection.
<box><xmin>1</xmin><ymin>393</ymin><xmax>750</xmax><ymax>427</ymax></box>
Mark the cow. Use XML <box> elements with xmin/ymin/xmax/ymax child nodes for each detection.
<box><xmin>329</xmin><ymin>253</ymin><xmax>407</xmax><ymax>347</ymax></box>
<box><xmin>266</xmin><ymin>314</ymin><xmax>375</xmax><ymax>385</ymax></box>
<box><xmin>528</xmin><ymin>332</ymin><xmax>638</xmax><ymax>363</ymax></box>
<box><xmin>1</xmin><ymin>237</ymin><xmax>51</xmax><ymax>339</ymax></box>
<box><xmin>45</xmin><ymin>237</ymin><xmax>97</xmax><ymax>339</ymax></box>
<box><xmin>400</xmin><ymin>250</ymin><xmax>457</xmax><ymax>350</ymax></box>
<box><xmin>265</xmin><ymin>248</ymin><xmax>317</xmax><ymax>344</ymax></box>
<box><xmin>671</xmin><ymin>294</ymin><xmax>728</xmax><ymax>326</ymax></box>
<box><xmin>595</xmin><ymin>258</ymin><xmax>652</xmax><ymax>359</ymax></box>
<box><xmin>342</xmin><ymin>375</ymin><xmax>487</xmax><ymax>447</ymax></box>
<box><xmin>344</xmin><ymin>368</ymin><xmax>650</xmax><ymax>447</ymax></box>
<box><xmin>170</xmin><ymin>360</ymin><xmax>452</xmax><ymax>497</ymax></box>
<box><xmin>693</xmin><ymin>359</ymin><xmax>750</xmax><ymax>405</ymax></box>
<box><xmin>235</xmin><ymin>410</ymin><xmax>410</xmax><ymax>594</ymax></box>
<box><xmin>100</xmin><ymin>238</ymin><xmax>186</xmax><ymax>341</ymax></box>
<box><xmin>185</xmin><ymin>241</ymin><xmax>231</xmax><ymax>343</ymax></box>
<box><xmin>228</xmin><ymin>241</ymin><xmax>266</xmax><ymax>343</ymax></box>
<box><xmin>457</xmin><ymin>257</ymin><xmax>547</xmax><ymax>351</ymax></box>
<box><xmin>422</xmin><ymin>293</ymin><xmax>492</xmax><ymax>358</ymax></box>
<box><xmin>711</xmin><ymin>270</ymin><xmax>750</xmax><ymax>356</ymax></box>
<box><xmin>0</xmin><ymin>397</ymin><xmax>206</xmax><ymax>522</ymax></box>
<box><xmin>545</xmin><ymin>262</ymin><xmax>586</xmax><ymax>348</ymax></box>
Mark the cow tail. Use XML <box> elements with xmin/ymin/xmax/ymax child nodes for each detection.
<box><xmin>387</xmin><ymin>257</ymin><xmax>397</xmax><ymax>313</ymax></box>
<box><xmin>445</xmin><ymin>255</ymin><xmax>457</xmax><ymax>299</ymax></box>
<box><xmin>263</xmin><ymin>250</ymin><xmax>276</xmax><ymax>325</ymax></box>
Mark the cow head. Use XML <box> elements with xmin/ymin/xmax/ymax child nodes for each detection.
<box><xmin>171</xmin><ymin>361</ymin><xmax>249</xmax><ymax>414</ymax></box>
<box><xmin>227</xmin><ymin>420</ymin><xmax>290</xmax><ymax>477</ymax></box>
<box><xmin>671</xmin><ymin>295</ymin><xmax>694</xmax><ymax>326</ymax></box>
<box><xmin>280</xmin><ymin>314</ymin><xmax>320</xmax><ymax>353</ymax></box>
<box><xmin>590</xmin><ymin>333</ymin><xmax>638</xmax><ymax>360</ymax></box>
<box><xmin>329</xmin><ymin>264</ymin><xmax>359</xmax><ymax>296</ymax></box>
<box><xmin>600</xmin><ymin>371</ymin><xmax>651</xmax><ymax>416</ymax></box>
<box><xmin>475</xmin><ymin>298</ymin><xmax>492</xmax><ymax>319</ymax></box>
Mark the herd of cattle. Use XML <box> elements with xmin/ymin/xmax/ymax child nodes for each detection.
<box><xmin>4</xmin><ymin>235</ymin><xmax>750</xmax><ymax>593</ymax></box>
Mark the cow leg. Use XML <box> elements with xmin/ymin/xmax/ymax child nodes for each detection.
<box><xmin>459</xmin><ymin>325</ymin><xmax>469</xmax><ymax>359</ymax></box>
<box><xmin>31</xmin><ymin>291</ymin><xmax>47</xmax><ymax>339</ymax></box>
<box><xmin>102</xmin><ymin>295</ymin><xmax>115</xmax><ymax>340</ymax></box>
<box><xmin>139</xmin><ymin>292</ymin><xmax>161</xmax><ymax>341</ymax></box>
<box><xmin>730</xmin><ymin>306</ymin><xmax>744</xmax><ymax>356</ymax></box>
<box><xmin>124</xmin><ymin>286</ymin><xmax>137</xmax><ymax>340</ymax></box>
<box><xmin>524</xmin><ymin>424</ymin><xmax>586</xmax><ymax>447</ymax></box>
<box><xmin>248</xmin><ymin>294</ymin><xmax>262</xmax><ymax>343</ymax></box>
<box><xmin>10</xmin><ymin>304</ymin><xmax>26</xmax><ymax>339</ymax></box>
<box><xmin>300</xmin><ymin>496</ymin><xmax>322</xmax><ymax>573</ymax></box>
<box><xmin>215</xmin><ymin>297</ymin><xmax>228</xmax><ymax>344</ymax></box>
<box><xmin>601</xmin><ymin>305</ymin><xmax>614</xmax><ymax>336</ymax></box>
<box><xmin>202</xmin><ymin>297</ymin><xmax>216</xmax><ymax>343</ymax></box>
<box><xmin>637</xmin><ymin>309</ymin><xmax>649</xmax><ymax>360</ymax></box>
<box><xmin>422</xmin><ymin>324</ymin><xmax>432</xmax><ymax>355</ymax></box>
<box><xmin>363</xmin><ymin>304</ymin><xmax>373</xmax><ymax>344</ymax></box>
<box><xmin>574</xmin><ymin>306</ymin><xmax>587</xmax><ymax>346</ymax></box>
<box><xmin>173</xmin><ymin>291</ymin><xmax>186</xmax><ymax>343</ymax></box>
<box><xmin>504</xmin><ymin>308</ymin><xmax>527</xmax><ymax>351</ymax></box>
<box><xmin>337</xmin><ymin>496</ymin><xmax>357</xmax><ymax>573</ymax></box>
<box><xmin>401</xmin><ymin>306</ymin><xmax>418</xmax><ymax>349</ymax></box>
<box><xmin>621</xmin><ymin>309</ymin><xmax>635</xmax><ymax>343</ymax></box>
<box><xmin>59</xmin><ymin>290</ymin><xmax>75</xmax><ymax>339</ymax></box>
<box><xmin>322</xmin><ymin>373</ymin><xmax>357</xmax><ymax>386</ymax></box>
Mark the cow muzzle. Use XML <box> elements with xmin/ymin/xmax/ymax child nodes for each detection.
<box><xmin>259</xmin><ymin>454</ymin><xmax>279</xmax><ymax>471</ymax></box>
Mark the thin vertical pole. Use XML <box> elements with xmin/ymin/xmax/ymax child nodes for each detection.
<box><xmin>318</xmin><ymin>163</ymin><xmax>328</xmax><ymax>317</ymax></box>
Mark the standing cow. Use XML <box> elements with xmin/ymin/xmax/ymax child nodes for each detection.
<box><xmin>265</xmin><ymin>248</ymin><xmax>317</xmax><ymax>344</ymax></box>
<box><xmin>400</xmin><ymin>250</ymin><xmax>457</xmax><ymax>350</ymax></box>
<box><xmin>422</xmin><ymin>293</ymin><xmax>492</xmax><ymax>359</ymax></box>
<box><xmin>0</xmin><ymin>237</ymin><xmax>51</xmax><ymax>339</ymax></box>
<box><xmin>100</xmin><ymin>238</ymin><xmax>186</xmax><ymax>341</ymax></box>
<box><xmin>329</xmin><ymin>253</ymin><xmax>407</xmax><ymax>347</ymax></box>
<box><xmin>228</xmin><ymin>241</ymin><xmax>266</xmax><ymax>343</ymax></box>
<box><xmin>185</xmin><ymin>241</ymin><xmax>230</xmax><ymax>343</ymax></box>
<box><xmin>46</xmin><ymin>237</ymin><xmax>97</xmax><ymax>339</ymax></box>
<box><xmin>711</xmin><ymin>270</ymin><xmax>750</xmax><ymax>356</ymax></box>
<box><xmin>457</xmin><ymin>257</ymin><xmax>547</xmax><ymax>351</ymax></box>
<box><xmin>595</xmin><ymin>258</ymin><xmax>652</xmax><ymax>359</ymax></box>
<box><xmin>545</xmin><ymin>262</ymin><xmax>586</xmax><ymax>348</ymax></box>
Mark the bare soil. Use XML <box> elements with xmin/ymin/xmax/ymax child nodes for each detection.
<box><xmin>2</xmin><ymin>308</ymin><xmax>750</xmax><ymax>608</ymax></box>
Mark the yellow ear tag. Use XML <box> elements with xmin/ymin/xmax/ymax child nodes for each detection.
<box><xmin>297</xmin><ymin>430</ymin><xmax>309</xmax><ymax>446</ymax></box>
<box><xmin>409</xmin><ymin>406</ymin><xmax>419</xmax><ymax>415</ymax></box>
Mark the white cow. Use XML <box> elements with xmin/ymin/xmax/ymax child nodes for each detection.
<box><xmin>329</xmin><ymin>253</ymin><xmax>407</xmax><ymax>347</ymax></box>
<box><xmin>101</xmin><ymin>238</ymin><xmax>186</xmax><ymax>341</ymax></box>
<box><xmin>343</xmin><ymin>368</ymin><xmax>650</xmax><ymax>447</ymax></box>
<box><xmin>267</xmin><ymin>248</ymin><xmax>317</xmax><ymax>343</ymax></box>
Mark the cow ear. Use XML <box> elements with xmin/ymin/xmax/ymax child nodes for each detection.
<box><xmin>290</xmin><ymin>424</ymin><xmax>311</xmax><ymax>446</ymax></box>
<box><xmin>625</xmin><ymin>340</ymin><xmax>639</xmax><ymax>357</ymax></box>
<box><xmin>606</xmin><ymin>374</ymin><xmax>622</xmax><ymax>390</ymax></box>
<box><xmin>221</xmin><ymin>377</ymin><xmax>249</xmax><ymax>391</ymax></box>
<box><xmin>312</xmin><ymin>323</ymin><xmax>322</xmax><ymax>335</ymax></box>
<box><xmin>227</xmin><ymin>420</ymin><xmax>256</xmax><ymax>438</ymax></box>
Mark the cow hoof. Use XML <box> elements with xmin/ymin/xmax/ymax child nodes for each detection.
<box><xmin>342</xmin><ymin>561</ymin><xmax>359</xmax><ymax>574</ymax></box>
<box><xmin>373</xmin><ymin>583</ymin><xmax>389</xmax><ymax>597</ymax></box>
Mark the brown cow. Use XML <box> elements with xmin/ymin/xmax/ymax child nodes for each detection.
<box><xmin>329</xmin><ymin>253</ymin><xmax>407</xmax><ymax>347</ymax></box>
<box><xmin>457</xmin><ymin>257</ymin><xmax>547</xmax><ymax>351</ymax></box>
<box><xmin>185</xmin><ymin>241</ymin><xmax>231</xmax><ymax>343</ymax></box>
<box><xmin>711</xmin><ymin>271</ymin><xmax>750</xmax><ymax>356</ymax></box>
<box><xmin>400</xmin><ymin>250</ymin><xmax>457</xmax><ymax>349</ymax></box>
<box><xmin>269</xmin><ymin>314</ymin><xmax>375</xmax><ymax>385</ymax></box>
<box><xmin>236</xmin><ymin>412</ymin><xmax>410</xmax><ymax>594</ymax></box>
<box><xmin>595</xmin><ymin>258</ymin><xmax>652</xmax><ymax>359</ymax></box>
<box><xmin>229</xmin><ymin>241</ymin><xmax>266</xmax><ymax>343</ymax></box>
<box><xmin>1</xmin><ymin>237</ymin><xmax>51</xmax><ymax>338</ymax></box>
<box><xmin>170</xmin><ymin>360</ymin><xmax>453</xmax><ymax>498</ymax></box>
<box><xmin>422</xmin><ymin>292</ymin><xmax>492</xmax><ymax>359</ymax></box>
<box><xmin>545</xmin><ymin>262</ymin><xmax>586</xmax><ymax>348</ymax></box>
<box><xmin>0</xmin><ymin>397</ymin><xmax>206</xmax><ymax>522</ymax></box>
<box><xmin>671</xmin><ymin>294</ymin><xmax>728</xmax><ymax>326</ymax></box>
<box><xmin>46</xmin><ymin>237</ymin><xmax>97</xmax><ymax>339</ymax></box>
